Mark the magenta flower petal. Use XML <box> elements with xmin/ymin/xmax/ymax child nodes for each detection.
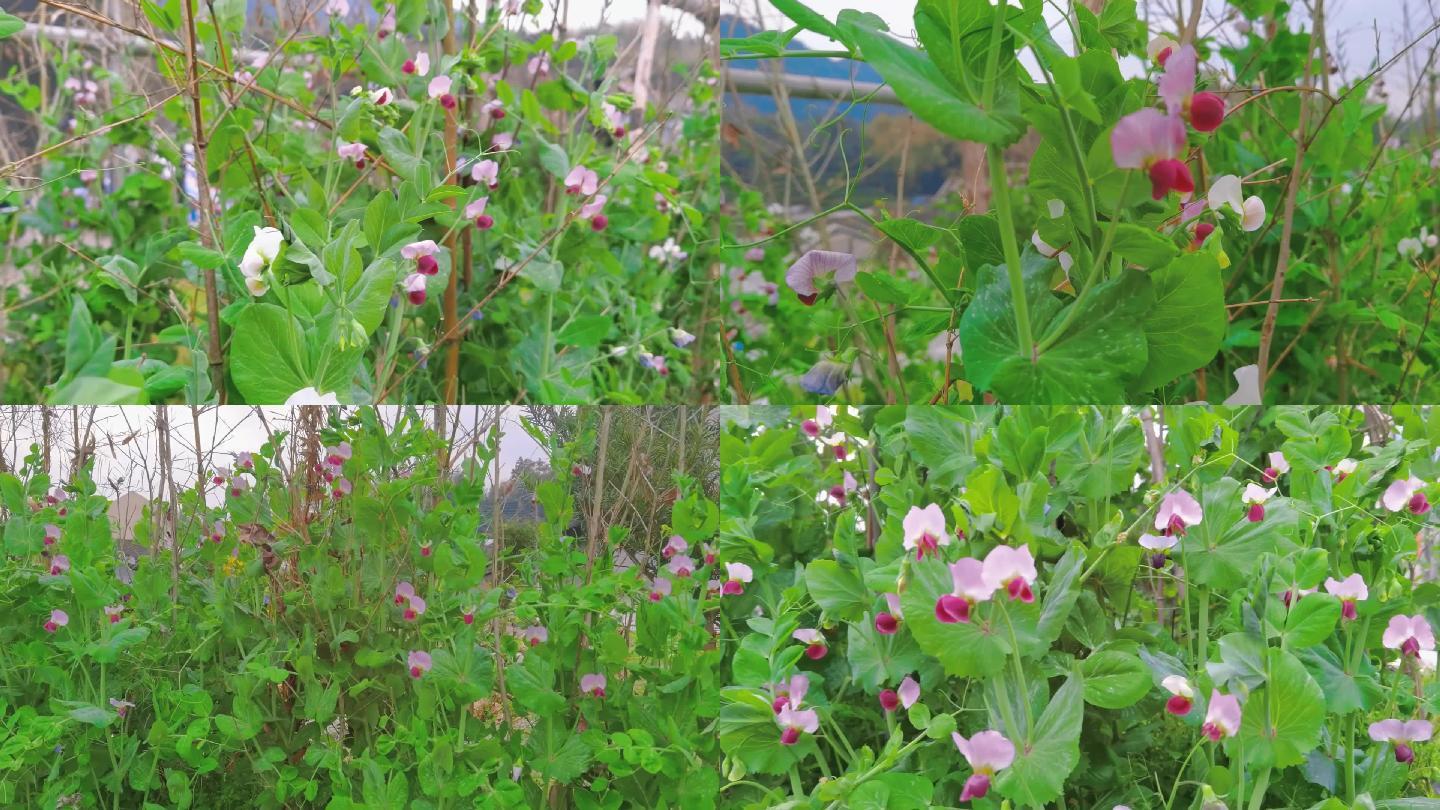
<box><xmin>1111</xmin><ymin>109</ymin><xmax>1185</xmax><ymax>169</ymax></box>
<box><xmin>784</xmin><ymin>250</ymin><xmax>858</xmax><ymax>303</ymax></box>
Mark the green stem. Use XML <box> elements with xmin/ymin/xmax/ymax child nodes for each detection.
<box><xmin>1034</xmin><ymin>170</ymin><xmax>1132</xmax><ymax>355</ymax></box>
<box><xmin>1345</xmin><ymin>713</ymin><xmax>1356</xmax><ymax>802</ymax></box>
<box><xmin>990</xmin><ymin>145</ymin><xmax>1035</xmax><ymax>362</ymax></box>
<box><xmin>1164</xmin><ymin>740</ymin><xmax>1205</xmax><ymax>810</ymax></box>
<box><xmin>1247</xmin><ymin>767</ymin><xmax>1271</xmax><ymax>810</ymax></box>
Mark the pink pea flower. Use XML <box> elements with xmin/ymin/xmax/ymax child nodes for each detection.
<box><xmin>522</xmin><ymin>625</ymin><xmax>548</xmax><ymax>646</ymax></box>
<box><xmin>581</xmin><ymin>195</ymin><xmax>608</xmax><ymax>231</ymax></box>
<box><xmin>333</xmin><ymin>478</ymin><xmax>352</xmax><ymax>499</ymax></box>
<box><xmin>1155</xmin><ymin>488</ymin><xmax>1203</xmax><ymax>536</ymax></box>
<box><xmin>648</xmin><ymin>577</ymin><xmax>672</xmax><ymax>602</ymax></box>
<box><xmin>1157</xmin><ymin>45</ymin><xmax>1225</xmax><ymax>132</ymax></box>
<box><xmin>564</xmin><ymin>165</ymin><xmax>599</xmax><ymax>196</ymax></box>
<box><xmin>50</xmin><ymin>555</ymin><xmax>70</xmax><ymax>576</ymax></box>
<box><xmin>744</xmin><ymin>246</ymin><xmax>766</xmax><ymax>262</ymax></box>
<box><xmin>722</xmin><ymin>562</ymin><xmax>752</xmax><ymax>595</ymax></box>
<box><xmin>702</xmin><ymin>543</ymin><xmax>717</xmax><ymax>566</ymax></box>
<box><xmin>401</xmin><ymin>241</ymin><xmax>440</xmax><ymax>276</ymax></box>
<box><xmin>670</xmin><ymin>327</ymin><xmax>696</xmax><ymax>349</ymax></box>
<box><xmin>1260</xmin><ymin>451</ymin><xmax>1289</xmax><ymax>483</ymax></box>
<box><xmin>898</xmin><ymin>675</ymin><xmax>920</xmax><ymax>709</ymax></box>
<box><xmin>369</xmin><ymin>87</ymin><xmax>393</xmax><ymax>105</ymax></box>
<box><xmin>1369</xmin><ymin>718</ymin><xmax>1433</xmax><ymax>764</ymax></box>
<box><xmin>667</xmin><ymin>554</ymin><xmax>694</xmax><ymax>578</ymax></box>
<box><xmin>982</xmin><ymin>545</ymin><xmax>1037</xmax><ymax>602</ymax></box>
<box><xmin>879</xmin><ymin>688</ymin><xmax>901</xmax><ymax>712</ymax></box>
<box><xmin>419</xmin><ymin>543</ymin><xmax>432</xmax><ymax>558</ymax></box>
<box><xmin>44</xmin><ymin>523</ymin><xmax>60</xmax><ymax>547</ymax></box>
<box><xmin>580</xmin><ymin>672</ymin><xmax>606</xmax><ymax>698</ymax></box>
<box><xmin>1111</xmin><ymin>108</ymin><xmax>1193</xmax><ymax>200</ymax></box>
<box><xmin>403</xmin><ymin>594</ymin><xmax>426</xmax><ymax>621</ymax></box>
<box><xmin>407</xmin><ymin>650</ymin><xmax>432</xmax><ymax>678</ymax></box>
<box><xmin>229</xmin><ymin>476</ymin><xmax>250</xmax><ymax>497</ymax></box>
<box><xmin>1383</xmin><ymin>614</ymin><xmax>1435</xmax><ymax>657</ymax></box>
<box><xmin>79</xmin><ymin>169</ymin><xmax>99</xmax><ymax>183</ymax></box>
<box><xmin>1139</xmin><ymin>532</ymin><xmax>1178</xmax><ymax>569</ymax></box>
<box><xmin>394</xmin><ymin>581</ymin><xmax>415</xmax><ymax>604</ymax></box>
<box><xmin>109</xmin><ymin>698</ymin><xmax>134</xmax><ymax>717</ymax></box>
<box><xmin>462</xmin><ymin>607</ymin><xmax>475</xmax><ymax>625</ymax></box>
<box><xmin>775</xmin><ymin>676</ymin><xmax>818</xmax><ymax>745</ymax></box>
<box><xmin>527</xmin><ymin>52</ymin><xmax>551</xmax><ymax>77</ymax></box>
<box><xmin>1201</xmin><ymin>690</ymin><xmax>1241</xmax><ymax>740</ymax></box>
<box><xmin>1382</xmin><ymin>476</ymin><xmax>1430</xmax><ymax>514</ymax></box>
<box><xmin>403</xmin><ymin>272</ymin><xmax>427</xmax><ymax>305</ymax></box>
<box><xmin>236</xmin><ymin>451</ymin><xmax>254</xmax><ymax>470</ymax></box>
<box><xmin>784</xmin><ymin>250</ymin><xmax>858</xmax><ymax>306</ymax></box>
<box><xmin>376</xmin><ymin>4</ymin><xmax>395</xmax><ymax>37</ymax></box>
<box><xmin>429</xmin><ymin>75</ymin><xmax>456</xmax><ymax>109</ymax></box>
<box><xmin>875</xmin><ymin>592</ymin><xmax>903</xmax><ymax>634</ymax></box>
<box><xmin>465</xmin><ymin>196</ymin><xmax>489</xmax><ymax>220</ymax></box>
<box><xmin>1281</xmin><ymin>585</ymin><xmax>1316</xmax><ymax>607</ymax></box>
<box><xmin>662</xmin><ymin>535</ymin><xmax>687</xmax><ymax>558</ymax></box>
<box><xmin>1161</xmin><ymin>675</ymin><xmax>1194</xmax><ymax>716</ymax></box>
<box><xmin>793</xmin><ymin>628</ymin><xmax>826</xmax><ymax>660</ymax></box>
<box><xmin>337</xmin><ymin>141</ymin><xmax>366</xmax><ymax>168</ymax></box>
<box><xmin>902</xmin><ymin>503</ymin><xmax>949</xmax><ymax>560</ymax></box>
<box><xmin>492</xmin><ymin>131</ymin><xmax>514</xmax><ymax>150</ymax></box>
<box><xmin>572</xmin><ymin>463</ymin><xmax>591</xmax><ymax>477</ymax></box>
<box><xmin>45</xmin><ymin>609</ymin><xmax>68</xmax><ymax>633</ymax></box>
<box><xmin>600</xmin><ymin>101</ymin><xmax>626</xmax><ymax>137</ymax></box>
<box><xmin>104</xmin><ymin>605</ymin><xmax>124</xmax><ymax>624</ymax></box>
<box><xmin>1147</xmin><ymin>34</ymin><xmax>1178</xmax><ymax>66</ymax></box>
<box><xmin>1328</xmin><ymin>458</ymin><xmax>1358</xmax><ymax>481</ymax></box>
<box><xmin>1241</xmin><ymin>483</ymin><xmax>1273</xmax><ymax>522</ymax></box>
<box><xmin>213</xmin><ymin>466</ymin><xmax>229</xmax><ymax>486</ymax></box>
<box><xmin>482</xmin><ymin>99</ymin><xmax>506</xmax><ymax>120</ymax></box>
<box><xmin>209</xmin><ymin>521</ymin><xmax>226</xmax><ymax>543</ymax></box>
<box><xmin>471</xmin><ymin>159</ymin><xmax>500</xmax><ymax>188</ymax></box>
<box><xmin>402</xmin><ymin>51</ymin><xmax>430</xmax><ymax>76</ymax></box>
<box><xmin>1324</xmin><ymin>573</ymin><xmax>1367</xmax><ymax>620</ymax></box>
<box><xmin>936</xmin><ymin>558</ymin><xmax>991</xmax><ymax>623</ymax></box>
<box><xmin>953</xmin><ymin>730</ymin><xmax>1015</xmax><ymax>801</ymax></box>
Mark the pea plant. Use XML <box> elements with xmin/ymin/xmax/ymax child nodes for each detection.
<box><xmin>0</xmin><ymin>407</ymin><xmax>722</xmax><ymax>808</ymax></box>
<box><xmin>720</xmin><ymin>0</ymin><xmax>1440</xmax><ymax>404</ymax></box>
<box><xmin>0</xmin><ymin>2</ymin><xmax>718</xmax><ymax>404</ymax></box>
<box><xmin>716</xmin><ymin>404</ymin><xmax>1439</xmax><ymax>808</ymax></box>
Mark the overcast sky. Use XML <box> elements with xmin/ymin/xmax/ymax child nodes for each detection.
<box><xmin>5</xmin><ymin>407</ymin><xmax>544</xmax><ymax>506</ymax></box>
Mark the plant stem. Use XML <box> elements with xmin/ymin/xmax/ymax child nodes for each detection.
<box><xmin>1164</xmin><ymin>740</ymin><xmax>1205</xmax><ymax>810</ymax></box>
<box><xmin>989</xmin><ymin>146</ymin><xmax>1034</xmax><ymax>361</ymax></box>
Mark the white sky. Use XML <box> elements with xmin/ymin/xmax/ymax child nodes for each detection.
<box><xmin>532</xmin><ymin>0</ymin><xmax>707</xmax><ymax>36</ymax></box>
<box><xmin>738</xmin><ymin>0</ymin><xmax>1438</xmax><ymax>107</ymax></box>
<box><xmin>6</xmin><ymin>407</ymin><xmax>543</xmax><ymax>506</ymax></box>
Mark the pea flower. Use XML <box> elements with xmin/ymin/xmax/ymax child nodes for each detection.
<box><xmin>662</xmin><ymin>535</ymin><xmax>687</xmax><ymax>558</ymax></box>
<box><xmin>1324</xmin><ymin>573</ymin><xmax>1367</xmax><ymax>620</ymax></box>
<box><xmin>336</xmin><ymin>141</ymin><xmax>366</xmax><ymax>168</ymax></box>
<box><xmin>1155</xmin><ymin>489</ymin><xmax>1203</xmax><ymax>535</ymax></box>
<box><xmin>784</xmin><ymin>250</ymin><xmax>858</xmax><ymax>305</ymax></box>
<box><xmin>580</xmin><ymin>673</ymin><xmax>606</xmax><ymax>698</ymax></box>
<box><xmin>240</xmin><ymin>226</ymin><xmax>284</xmax><ymax>296</ymax></box>
<box><xmin>369</xmin><ymin>87</ymin><xmax>392</xmax><ymax>105</ymax></box>
<box><xmin>1369</xmin><ymin>719</ymin><xmax>1433</xmax><ymax>764</ymax></box>
<box><xmin>801</xmin><ymin>406</ymin><xmax>831</xmax><ymax>439</ymax></box>
<box><xmin>236</xmin><ymin>451</ymin><xmax>254</xmax><ymax>470</ymax></box>
<box><xmin>982</xmin><ymin>545</ymin><xmax>1036</xmax><ymax>602</ymax></box>
<box><xmin>492</xmin><ymin>131</ymin><xmax>514</xmax><ymax>150</ymax></box>
<box><xmin>702</xmin><ymin>543</ymin><xmax>717</xmax><ymax>565</ymax></box>
<box><xmin>953</xmin><ymin>730</ymin><xmax>1015</xmax><ymax>801</ymax></box>
<box><xmin>1147</xmin><ymin>34</ymin><xmax>1179</xmax><ymax>66</ymax></box>
<box><xmin>879</xmin><ymin>688</ymin><xmax>901</xmax><ymax>712</ymax></box>
<box><xmin>402</xmin><ymin>51</ymin><xmax>430</xmax><ymax>76</ymax></box>
<box><xmin>670</xmin><ymin>327</ymin><xmax>696</xmax><ymax>348</ymax></box>
<box><xmin>403</xmin><ymin>272</ymin><xmax>427</xmax><ymax>305</ymax></box>
<box><xmin>1327</xmin><ymin>458</ymin><xmax>1358</xmax><ymax>481</ymax></box>
<box><xmin>332</xmin><ymin>478</ymin><xmax>352</xmax><ymax>499</ymax></box>
<box><xmin>1208</xmin><ymin>175</ymin><xmax>1266</xmax><ymax>231</ymax></box>
<box><xmin>394</xmin><ymin>581</ymin><xmax>416</xmax><ymax>607</ymax></box>
<box><xmin>1383</xmin><ymin>614</ymin><xmax>1435</xmax><ymax>657</ymax></box>
<box><xmin>428</xmin><ymin>75</ymin><xmax>456</xmax><ymax>109</ymax></box>
<box><xmin>401</xmin><ymin>240</ymin><xmax>440</xmax><ymax>276</ymax></box>
<box><xmin>902</xmin><ymin>503</ymin><xmax>949</xmax><ymax>560</ymax></box>
<box><xmin>1138</xmin><ymin>533</ymin><xmax>1178</xmax><ymax>568</ymax></box>
<box><xmin>482</xmin><ymin>99</ymin><xmax>505</xmax><ymax>119</ymax></box>
<box><xmin>1161</xmin><ymin>675</ymin><xmax>1194</xmax><ymax>715</ymax></box>
<box><xmin>1112</xmin><ymin>108</ymin><xmax>1192</xmax><ymax>200</ymax></box>
<box><xmin>875</xmin><ymin>592</ymin><xmax>902</xmax><ymax>634</ymax></box>
<box><xmin>406</xmin><ymin>650</ymin><xmax>431</xmax><ymax>678</ymax></box>
<box><xmin>1157</xmin><ymin>44</ymin><xmax>1225</xmax><ymax>131</ymax></box>
<box><xmin>1241</xmin><ymin>483</ymin><xmax>1273</xmax><ymax>522</ymax></box>
<box><xmin>45</xmin><ymin>609</ymin><xmax>68</xmax><ymax>633</ymax></box>
<box><xmin>898</xmin><ymin>676</ymin><xmax>920</xmax><ymax>708</ymax></box>
<box><xmin>104</xmin><ymin>605</ymin><xmax>123</xmax><ymax>624</ymax></box>
<box><xmin>209</xmin><ymin>521</ymin><xmax>226</xmax><ymax>543</ymax></box>
<box><xmin>667</xmin><ymin>554</ymin><xmax>694</xmax><ymax>578</ymax></box>
<box><xmin>1382</xmin><ymin>476</ymin><xmax>1431</xmax><ymax>514</ymax></box>
<box><xmin>793</xmin><ymin>628</ymin><xmax>827</xmax><ymax>660</ymax></box>
<box><xmin>462</xmin><ymin>607</ymin><xmax>475</xmax><ymax>625</ymax></box>
<box><xmin>44</xmin><ymin>523</ymin><xmax>60</xmax><ymax>547</ymax></box>
<box><xmin>935</xmin><ymin>558</ymin><xmax>991</xmax><ymax>624</ymax></box>
<box><xmin>581</xmin><ymin>195</ymin><xmax>608</xmax><ymax>231</ymax></box>
<box><xmin>522</xmin><ymin>625</ymin><xmax>547</xmax><ymax>646</ymax></box>
<box><xmin>1259</xmin><ymin>451</ymin><xmax>1288</xmax><ymax>483</ymax></box>
<box><xmin>648</xmin><ymin>577</ymin><xmax>672</xmax><ymax>602</ymax></box>
<box><xmin>49</xmin><ymin>555</ymin><xmax>70</xmax><ymax>575</ymax></box>
<box><xmin>1201</xmin><ymin>690</ymin><xmax>1241</xmax><ymax>740</ymax></box>
<box><xmin>564</xmin><ymin>165</ymin><xmax>599</xmax><ymax>196</ymax></box>
<box><xmin>109</xmin><ymin>698</ymin><xmax>134</xmax><ymax>717</ymax></box>
<box><xmin>465</xmin><ymin>196</ymin><xmax>492</xmax><ymax>230</ymax></box>
<box><xmin>1281</xmin><ymin>585</ymin><xmax>1316</xmax><ymax>608</ymax></box>
<box><xmin>775</xmin><ymin>675</ymin><xmax>818</xmax><ymax>745</ymax></box>
<box><xmin>471</xmin><ymin>159</ymin><xmax>500</xmax><ymax>188</ymax></box>
<box><xmin>722</xmin><ymin>562</ymin><xmax>752</xmax><ymax>595</ymax></box>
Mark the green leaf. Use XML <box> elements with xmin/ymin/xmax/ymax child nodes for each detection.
<box><xmin>804</xmin><ymin>559</ymin><xmax>870</xmax><ymax>623</ymax></box>
<box><xmin>228</xmin><ymin>304</ymin><xmax>314</xmax><ymax>403</ymax></box>
<box><xmin>770</xmin><ymin>0</ymin><xmax>842</xmax><ymax>41</ymax></box>
<box><xmin>0</xmin><ymin>11</ymin><xmax>25</xmax><ymax>39</ymax></box>
<box><xmin>1179</xmin><ymin>478</ymin><xmax>1298</xmax><ymax>591</ymax></box>
<box><xmin>1237</xmin><ymin>648</ymin><xmax>1325</xmax><ymax>769</ymax></box>
<box><xmin>846</xmin><ymin>620</ymin><xmax>924</xmax><ymax>691</ymax></box>
<box><xmin>556</xmin><ymin>315</ymin><xmax>614</xmax><ymax>348</ymax></box>
<box><xmin>960</xmin><ymin>256</ymin><xmax>1152</xmax><ymax>402</ymax></box>
<box><xmin>1110</xmin><ymin>223</ymin><xmax>1178</xmax><ymax>267</ymax></box>
<box><xmin>901</xmin><ymin>556</ymin><xmax>1020</xmax><ymax>678</ymax></box>
<box><xmin>854</xmin><ymin>272</ymin><xmax>909</xmax><ymax>305</ymax></box>
<box><xmin>1133</xmin><ymin>253</ymin><xmax>1225</xmax><ymax>392</ymax></box>
<box><xmin>1283</xmin><ymin>593</ymin><xmax>1341</xmax><ymax>649</ymax></box>
<box><xmin>839</xmin><ymin>17</ymin><xmax>1019</xmax><ymax>146</ymax></box>
<box><xmin>996</xmin><ymin>674</ymin><xmax>1083</xmax><ymax>806</ymax></box>
<box><xmin>875</xmin><ymin>218</ymin><xmax>945</xmax><ymax>253</ymax></box>
<box><xmin>1079</xmin><ymin>650</ymin><xmax>1150</xmax><ymax>709</ymax></box>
